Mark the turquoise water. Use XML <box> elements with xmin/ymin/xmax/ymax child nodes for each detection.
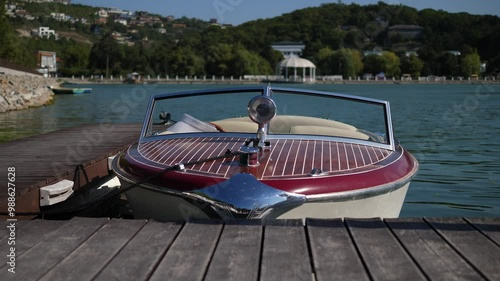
<box><xmin>1</xmin><ymin>83</ymin><xmax>499</xmax><ymax>217</ymax></box>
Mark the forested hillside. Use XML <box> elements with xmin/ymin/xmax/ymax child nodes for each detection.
<box><xmin>1</xmin><ymin>0</ymin><xmax>499</xmax><ymax>78</ymax></box>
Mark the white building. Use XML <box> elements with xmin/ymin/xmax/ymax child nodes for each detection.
<box><xmin>114</xmin><ymin>19</ymin><xmax>128</xmax><ymax>25</ymax></box>
<box><xmin>38</xmin><ymin>26</ymin><xmax>57</xmax><ymax>39</ymax></box>
<box><xmin>96</xmin><ymin>9</ymin><xmax>108</xmax><ymax>18</ymax></box>
<box><xmin>271</xmin><ymin>41</ymin><xmax>305</xmax><ymax>59</ymax></box>
<box><xmin>37</xmin><ymin>51</ymin><xmax>57</xmax><ymax>76</ymax></box>
<box><xmin>51</xmin><ymin>12</ymin><xmax>68</xmax><ymax>21</ymax></box>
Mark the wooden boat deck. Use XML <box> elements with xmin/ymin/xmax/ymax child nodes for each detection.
<box><xmin>0</xmin><ymin>123</ymin><xmax>142</xmax><ymax>214</ymax></box>
<box><xmin>1</xmin><ymin>217</ymin><xmax>499</xmax><ymax>281</ymax></box>
<box><xmin>136</xmin><ymin>137</ymin><xmax>392</xmax><ymax>179</ymax></box>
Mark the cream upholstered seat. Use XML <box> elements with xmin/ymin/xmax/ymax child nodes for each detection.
<box><xmin>289</xmin><ymin>125</ymin><xmax>369</xmax><ymax>140</ymax></box>
<box><xmin>211</xmin><ymin>115</ymin><xmax>368</xmax><ymax>140</ymax></box>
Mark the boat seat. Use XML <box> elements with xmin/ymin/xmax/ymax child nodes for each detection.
<box><xmin>270</xmin><ymin>115</ymin><xmax>356</xmax><ymax>133</ymax></box>
<box><xmin>210</xmin><ymin>119</ymin><xmax>258</xmax><ymax>133</ymax></box>
<box><xmin>289</xmin><ymin>125</ymin><xmax>369</xmax><ymax>140</ymax></box>
<box><xmin>211</xmin><ymin>115</ymin><xmax>367</xmax><ymax>139</ymax></box>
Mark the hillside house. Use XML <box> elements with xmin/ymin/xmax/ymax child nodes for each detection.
<box><xmin>115</xmin><ymin>18</ymin><xmax>128</xmax><ymax>25</ymax></box>
<box><xmin>51</xmin><ymin>12</ymin><xmax>68</xmax><ymax>21</ymax></box>
<box><xmin>37</xmin><ymin>26</ymin><xmax>57</xmax><ymax>39</ymax></box>
<box><xmin>107</xmin><ymin>7</ymin><xmax>125</xmax><ymax>15</ymax></box>
<box><xmin>96</xmin><ymin>9</ymin><xmax>108</xmax><ymax>18</ymax></box>
<box><xmin>36</xmin><ymin>51</ymin><xmax>57</xmax><ymax>76</ymax></box>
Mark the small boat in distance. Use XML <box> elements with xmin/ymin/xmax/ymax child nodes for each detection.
<box><xmin>124</xmin><ymin>72</ymin><xmax>143</xmax><ymax>84</ymax></box>
<box><xmin>50</xmin><ymin>86</ymin><xmax>92</xmax><ymax>95</ymax></box>
<box><xmin>112</xmin><ymin>86</ymin><xmax>419</xmax><ymax>221</ymax></box>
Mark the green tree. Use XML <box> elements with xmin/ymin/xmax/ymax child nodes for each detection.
<box><xmin>169</xmin><ymin>46</ymin><xmax>205</xmax><ymax>76</ymax></box>
<box><xmin>401</xmin><ymin>54</ymin><xmax>423</xmax><ymax>78</ymax></box>
<box><xmin>436</xmin><ymin>53</ymin><xmax>459</xmax><ymax>76</ymax></box>
<box><xmin>232</xmin><ymin>46</ymin><xmax>273</xmax><ymax>76</ymax></box>
<box><xmin>88</xmin><ymin>33</ymin><xmax>123</xmax><ymax>76</ymax></box>
<box><xmin>363</xmin><ymin>54</ymin><xmax>384</xmax><ymax>74</ymax></box>
<box><xmin>461</xmin><ymin>53</ymin><xmax>481</xmax><ymax>77</ymax></box>
<box><xmin>363</xmin><ymin>52</ymin><xmax>400</xmax><ymax>77</ymax></box>
<box><xmin>205</xmin><ymin>43</ymin><xmax>234</xmax><ymax>76</ymax></box>
<box><xmin>315</xmin><ymin>48</ymin><xmax>363</xmax><ymax>77</ymax></box>
<box><xmin>0</xmin><ymin>0</ymin><xmax>18</xmax><ymax>60</ymax></box>
<box><xmin>382</xmin><ymin>51</ymin><xmax>400</xmax><ymax>77</ymax></box>
<box><xmin>314</xmin><ymin>47</ymin><xmax>335</xmax><ymax>74</ymax></box>
<box><xmin>332</xmin><ymin>48</ymin><xmax>364</xmax><ymax>78</ymax></box>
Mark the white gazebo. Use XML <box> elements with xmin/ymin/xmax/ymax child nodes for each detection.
<box><xmin>276</xmin><ymin>56</ymin><xmax>316</xmax><ymax>83</ymax></box>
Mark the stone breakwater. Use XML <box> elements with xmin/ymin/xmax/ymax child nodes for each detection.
<box><xmin>0</xmin><ymin>74</ymin><xmax>58</xmax><ymax>113</ymax></box>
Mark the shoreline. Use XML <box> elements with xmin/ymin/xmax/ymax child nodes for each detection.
<box><xmin>0</xmin><ymin>74</ymin><xmax>58</xmax><ymax>113</ymax></box>
<box><xmin>60</xmin><ymin>77</ymin><xmax>500</xmax><ymax>86</ymax></box>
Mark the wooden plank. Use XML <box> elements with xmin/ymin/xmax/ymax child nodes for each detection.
<box><xmin>0</xmin><ymin>219</ymin><xmax>64</xmax><ymax>267</ymax></box>
<box><xmin>260</xmin><ymin>219</ymin><xmax>312</xmax><ymax>281</ymax></box>
<box><xmin>346</xmin><ymin>218</ymin><xmax>426</xmax><ymax>281</ymax></box>
<box><xmin>307</xmin><ymin>218</ymin><xmax>369</xmax><ymax>281</ymax></box>
<box><xmin>3</xmin><ymin>217</ymin><xmax>108</xmax><ymax>281</ymax></box>
<box><xmin>0</xmin><ymin>123</ymin><xmax>141</xmax><ymax>208</ymax></box>
<box><xmin>386</xmin><ymin>218</ymin><xmax>484</xmax><ymax>281</ymax></box>
<box><xmin>149</xmin><ymin>220</ymin><xmax>223</xmax><ymax>281</ymax></box>
<box><xmin>465</xmin><ymin>217</ymin><xmax>500</xmax><ymax>245</ymax></box>
<box><xmin>426</xmin><ymin>217</ymin><xmax>500</xmax><ymax>280</ymax></box>
<box><xmin>0</xmin><ymin>220</ymin><xmax>30</xmax><ymax>240</ymax></box>
<box><xmin>38</xmin><ymin>219</ymin><xmax>147</xmax><ymax>281</ymax></box>
<box><xmin>93</xmin><ymin>221</ymin><xmax>183</xmax><ymax>281</ymax></box>
<box><xmin>204</xmin><ymin>220</ymin><xmax>263</xmax><ymax>281</ymax></box>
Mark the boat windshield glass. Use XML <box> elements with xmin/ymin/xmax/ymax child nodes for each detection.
<box><xmin>270</xmin><ymin>90</ymin><xmax>389</xmax><ymax>144</ymax></box>
<box><xmin>146</xmin><ymin>91</ymin><xmax>260</xmax><ymax>137</ymax></box>
<box><xmin>143</xmin><ymin>88</ymin><xmax>391</xmax><ymax>147</ymax></box>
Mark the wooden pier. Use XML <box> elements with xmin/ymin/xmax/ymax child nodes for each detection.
<box><xmin>0</xmin><ymin>123</ymin><xmax>141</xmax><ymax>214</ymax></box>
<box><xmin>1</xmin><ymin>217</ymin><xmax>499</xmax><ymax>280</ymax></box>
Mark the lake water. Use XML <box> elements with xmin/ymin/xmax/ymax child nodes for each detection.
<box><xmin>1</xmin><ymin>83</ymin><xmax>499</xmax><ymax>217</ymax></box>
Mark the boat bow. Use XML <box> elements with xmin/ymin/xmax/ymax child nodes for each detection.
<box><xmin>183</xmin><ymin>173</ymin><xmax>306</xmax><ymax>219</ymax></box>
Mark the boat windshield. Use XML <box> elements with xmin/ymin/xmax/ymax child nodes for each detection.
<box><xmin>141</xmin><ymin>87</ymin><xmax>394</xmax><ymax>149</ymax></box>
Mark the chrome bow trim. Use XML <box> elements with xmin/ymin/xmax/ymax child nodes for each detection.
<box><xmin>183</xmin><ymin>173</ymin><xmax>306</xmax><ymax>219</ymax></box>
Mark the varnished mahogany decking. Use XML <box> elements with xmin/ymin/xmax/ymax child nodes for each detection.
<box><xmin>2</xmin><ymin>217</ymin><xmax>499</xmax><ymax>281</ymax></box>
<box><xmin>135</xmin><ymin>137</ymin><xmax>391</xmax><ymax>179</ymax></box>
<box><xmin>0</xmin><ymin>124</ymin><xmax>142</xmax><ymax>214</ymax></box>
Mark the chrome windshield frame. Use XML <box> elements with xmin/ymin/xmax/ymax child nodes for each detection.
<box><xmin>139</xmin><ymin>86</ymin><xmax>396</xmax><ymax>151</ymax></box>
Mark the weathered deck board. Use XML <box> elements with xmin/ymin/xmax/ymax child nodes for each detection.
<box><xmin>307</xmin><ymin>218</ymin><xmax>370</xmax><ymax>281</ymax></box>
<box><xmin>93</xmin><ymin>221</ymin><xmax>183</xmax><ymax>281</ymax></box>
<box><xmin>3</xmin><ymin>217</ymin><xmax>499</xmax><ymax>281</ymax></box>
<box><xmin>148</xmin><ymin>220</ymin><xmax>224</xmax><ymax>281</ymax></box>
<box><xmin>346</xmin><ymin>218</ymin><xmax>426</xmax><ymax>281</ymax></box>
<box><xmin>260</xmin><ymin>219</ymin><xmax>312</xmax><ymax>281</ymax></box>
<box><xmin>0</xmin><ymin>219</ymin><xmax>64</xmax><ymax>269</ymax></box>
<box><xmin>0</xmin><ymin>123</ymin><xmax>141</xmax><ymax>213</ymax></box>
<box><xmin>38</xmin><ymin>219</ymin><xmax>147</xmax><ymax>281</ymax></box>
<box><xmin>203</xmin><ymin>220</ymin><xmax>263</xmax><ymax>281</ymax></box>
<box><xmin>4</xmin><ymin>217</ymin><xmax>109</xmax><ymax>280</ymax></box>
<box><xmin>0</xmin><ymin>219</ymin><xmax>30</xmax><ymax>240</ymax></box>
<box><xmin>465</xmin><ymin>217</ymin><xmax>500</xmax><ymax>245</ymax></box>
<box><xmin>386</xmin><ymin>218</ymin><xmax>484</xmax><ymax>281</ymax></box>
<box><xmin>426</xmin><ymin>217</ymin><xmax>500</xmax><ymax>281</ymax></box>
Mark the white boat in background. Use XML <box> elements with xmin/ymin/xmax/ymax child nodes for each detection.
<box><xmin>112</xmin><ymin>86</ymin><xmax>419</xmax><ymax>221</ymax></box>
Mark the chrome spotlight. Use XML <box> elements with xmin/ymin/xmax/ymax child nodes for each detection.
<box><xmin>248</xmin><ymin>96</ymin><xmax>276</xmax><ymax>147</ymax></box>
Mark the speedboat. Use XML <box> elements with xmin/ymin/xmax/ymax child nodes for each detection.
<box><xmin>112</xmin><ymin>86</ymin><xmax>418</xmax><ymax>220</ymax></box>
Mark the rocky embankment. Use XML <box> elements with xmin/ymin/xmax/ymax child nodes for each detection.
<box><xmin>0</xmin><ymin>74</ymin><xmax>58</xmax><ymax>113</ymax></box>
